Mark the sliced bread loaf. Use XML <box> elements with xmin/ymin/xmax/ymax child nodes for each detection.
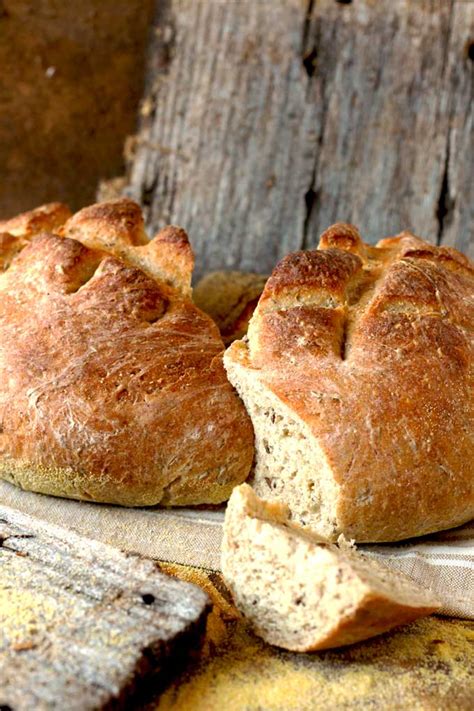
<box><xmin>222</xmin><ymin>484</ymin><xmax>440</xmax><ymax>652</ymax></box>
<box><xmin>224</xmin><ymin>224</ymin><xmax>474</xmax><ymax>542</ymax></box>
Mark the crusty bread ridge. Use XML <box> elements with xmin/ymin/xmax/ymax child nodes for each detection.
<box><xmin>62</xmin><ymin>200</ymin><xmax>194</xmax><ymax>298</ymax></box>
<box><xmin>0</xmin><ymin>199</ymin><xmax>254</xmax><ymax>506</ymax></box>
<box><xmin>0</xmin><ymin>203</ymin><xmax>72</xmax><ymax>270</ymax></box>
<box><xmin>222</xmin><ymin>484</ymin><xmax>440</xmax><ymax>652</ymax></box>
<box><xmin>194</xmin><ymin>270</ymin><xmax>267</xmax><ymax>344</ymax></box>
<box><xmin>224</xmin><ymin>223</ymin><xmax>474</xmax><ymax>542</ymax></box>
<box><xmin>0</xmin><ymin>201</ymin><xmax>72</xmax><ymax>238</ymax></box>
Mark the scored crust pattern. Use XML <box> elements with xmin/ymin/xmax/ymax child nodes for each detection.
<box><xmin>227</xmin><ymin>223</ymin><xmax>474</xmax><ymax>541</ymax></box>
<box><xmin>0</xmin><ymin>199</ymin><xmax>254</xmax><ymax>506</ymax></box>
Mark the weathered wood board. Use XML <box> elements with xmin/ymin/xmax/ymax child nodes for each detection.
<box><xmin>126</xmin><ymin>0</ymin><xmax>473</xmax><ymax>278</ymax></box>
<box><xmin>0</xmin><ymin>506</ymin><xmax>210</xmax><ymax>710</ymax></box>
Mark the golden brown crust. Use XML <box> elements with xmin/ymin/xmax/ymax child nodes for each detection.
<box><xmin>63</xmin><ymin>199</ymin><xmax>194</xmax><ymax>298</ymax></box>
<box><xmin>247</xmin><ymin>249</ymin><xmax>362</xmax><ymax>367</ymax></box>
<box><xmin>318</xmin><ymin>222</ymin><xmax>366</xmax><ymax>258</ymax></box>
<box><xmin>226</xmin><ymin>226</ymin><xmax>474</xmax><ymax>541</ymax></box>
<box><xmin>0</xmin><ymin>202</ymin><xmax>71</xmax><ymax>237</ymax></box>
<box><xmin>0</xmin><ymin>233</ymin><xmax>26</xmax><ymax>271</ymax></box>
<box><xmin>304</xmin><ymin>590</ymin><xmax>437</xmax><ymax>652</ymax></box>
<box><xmin>0</xmin><ymin>203</ymin><xmax>254</xmax><ymax>506</ymax></box>
<box><xmin>62</xmin><ymin>198</ymin><xmax>148</xmax><ymax>247</ymax></box>
<box><xmin>0</xmin><ymin>203</ymin><xmax>72</xmax><ymax>273</ymax></box>
<box><xmin>144</xmin><ymin>225</ymin><xmax>195</xmax><ymax>298</ymax></box>
<box><xmin>0</xmin><ymin>202</ymin><xmax>71</xmax><ymax>273</ymax></box>
<box><xmin>258</xmin><ymin>248</ymin><xmax>362</xmax><ymax>307</ymax></box>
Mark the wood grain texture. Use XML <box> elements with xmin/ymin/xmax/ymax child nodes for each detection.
<box><xmin>126</xmin><ymin>0</ymin><xmax>473</xmax><ymax>278</ymax></box>
<box><xmin>0</xmin><ymin>505</ymin><xmax>210</xmax><ymax>710</ymax></box>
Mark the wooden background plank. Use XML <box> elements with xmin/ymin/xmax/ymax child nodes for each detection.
<box><xmin>126</xmin><ymin>0</ymin><xmax>473</xmax><ymax>278</ymax></box>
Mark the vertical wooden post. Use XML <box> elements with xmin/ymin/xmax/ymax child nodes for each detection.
<box><xmin>126</xmin><ymin>0</ymin><xmax>474</xmax><ymax>276</ymax></box>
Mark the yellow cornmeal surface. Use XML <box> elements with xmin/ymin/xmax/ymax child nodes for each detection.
<box><xmin>155</xmin><ymin>563</ymin><xmax>474</xmax><ymax>711</ymax></box>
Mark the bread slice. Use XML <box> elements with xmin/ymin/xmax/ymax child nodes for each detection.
<box><xmin>194</xmin><ymin>270</ymin><xmax>267</xmax><ymax>344</ymax></box>
<box><xmin>224</xmin><ymin>223</ymin><xmax>474</xmax><ymax>542</ymax></box>
<box><xmin>222</xmin><ymin>484</ymin><xmax>441</xmax><ymax>652</ymax></box>
<box><xmin>0</xmin><ymin>200</ymin><xmax>254</xmax><ymax>506</ymax></box>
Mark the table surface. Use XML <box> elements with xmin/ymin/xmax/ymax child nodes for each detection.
<box><xmin>151</xmin><ymin>563</ymin><xmax>474</xmax><ymax>711</ymax></box>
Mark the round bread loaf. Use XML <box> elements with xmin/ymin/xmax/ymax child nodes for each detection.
<box><xmin>194</xmin><ymin>270</ymin><xmax>267</xmax><ymax>345</ymax></box>
<box><xmin>0</xmin><ymin>199</ymin><xmax>254</xmax><ymax>506</ymax></box>
<box><xmin>224</xmin><ymin>224</ymin><xmax>474</xmax><ymax>542</ymax></box>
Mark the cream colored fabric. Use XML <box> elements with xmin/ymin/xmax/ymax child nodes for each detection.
<box><xmin>0</xmin><ymin>480</ymin><xmax>224</xmax><ymax>569</ymax></box>
<box><xmin>0</xmin><ymin>480</ymin><xmax>472</xmax><ymax>619</ymax></box>
<box><xmin>362</xmin><ymin>523</ymin><xmax>474</xmax><ymax>619</ymax></box>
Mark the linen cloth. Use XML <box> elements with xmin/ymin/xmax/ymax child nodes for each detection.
<box><xmin>0</xmin><ymin>480</ymin><xmax>472</xmax><ymax>619</ymax></box>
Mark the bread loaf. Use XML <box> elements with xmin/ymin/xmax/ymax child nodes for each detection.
<box><xmin>194</xmin><ymin>270</ymin><xmax>267</xmax><ymax>344</ymax></box>
<box><xmin>224</xmin><ymin>224</ymin><xmax>474</xmax><ymax>541</ymax></box>
<box><xmin>222</xmin><ymin>484</ymin><xmax>440</xmax><ymax>652</ymax></box>
<box><xmin>0</xmin><ymin>199</ymin><xmax>254</xmax><ymax>506</ymax></box>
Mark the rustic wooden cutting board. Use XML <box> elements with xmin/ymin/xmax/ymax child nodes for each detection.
<box><xmin>0</xmin><ymin>505</ymin><xmax>211</xmax><ymax>710</ymax></box>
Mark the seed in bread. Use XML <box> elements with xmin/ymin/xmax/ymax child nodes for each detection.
<box><xmin>224</xmin><ymin>224</ymin><xmax>474</xmax><ymax>542</ymax></box>
<box><xmin>222</xmin><ymin>484</ymin><xmax>441</xmax><ymax>652</ymax></box>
